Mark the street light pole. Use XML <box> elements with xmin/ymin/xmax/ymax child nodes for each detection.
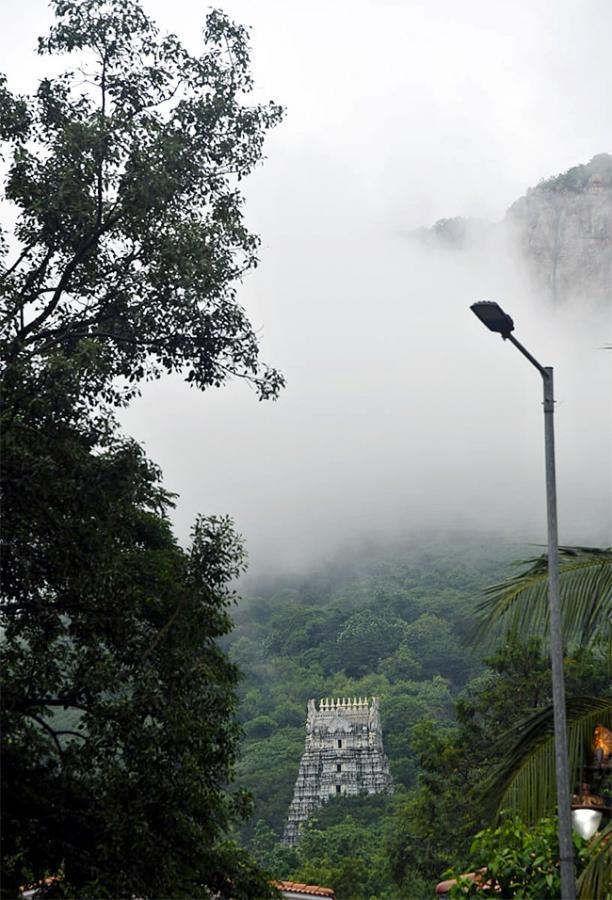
<box><xmin>470</xmin><ymin>303</ymin><xmax>576</xmax><ymax>900</ymax></box>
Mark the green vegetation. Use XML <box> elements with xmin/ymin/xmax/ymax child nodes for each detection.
<box><xmin>459</xmin><ymin>548</ymin><xmax>612</xmax><ymax>900</ymax></box>
<box><xmin>536</xmin><ymin>153</ymin><xmax>612</xmax><ymax>192</ymax></box>
<box><xmin>230</xmin><ymin>540</ymin><xmax>512</xmax><ymax>838</ymax></box>
<box><xmin>448</xmin><ymin>816</ymin><xmax>590</xmax><ymax>899</ymax></box>
<box><xmin>475</xmin><ymin>546</ymin><xmax>612</xmax><ymax>649</ymax></box>
<box><xmin>1</xmin><ymin>0</ymin><xmax>282</xmax><ymax>896</ymax></box>
<box><xmin>231</xmin><ymin>546</ymin><xmax>611</xmax><ymax>898</ymax></box>
<box><xmin>475</xmin><ymin>546</ymin><xmax>612</xmax><ymax>827</ymax></box>
<box><xmin>445</xmin><ymin>815</ymin><xmax>611</xmax><ymax>899</ymax></box>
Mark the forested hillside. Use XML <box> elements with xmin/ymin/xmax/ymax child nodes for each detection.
<box><xmin>226</xmin><ymin>537</ymin><xmax>610</xmax><ymax>898</ymax></box>
<box><xmin>230</xmin><ymin>537</ymin><xmax>510</xmax><ymax>832</ymax></box>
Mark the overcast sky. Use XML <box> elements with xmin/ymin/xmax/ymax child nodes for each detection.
<box><xmin>3</xmin><ymin>0</ymin><xmax>612</xmax><ymax>576</ymax></box>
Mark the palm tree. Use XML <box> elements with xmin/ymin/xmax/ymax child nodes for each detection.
<box><xmin>475</xmin><ymin>546</ymin><xmax>612</xmax><ymax>649</ymax></box>
<box><xmin>479</xmin><ymin>696</ymin><xmax>611</xmax><ymax>823</ymax></box>
<box><xmin>475</xmin><ymin>547</ymin><xmax>612</xmax><ymax>899</ymax></box>
<box><xmin>576</xmin><ymin>821</ymin><xmax>611</xmax><ymax>900</ymax></box>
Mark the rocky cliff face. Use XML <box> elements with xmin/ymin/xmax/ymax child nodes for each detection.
<box><xmin>506</xmin><ymin>156</ymin><xmax>612</xmax><ymax>306</ymax></box>
<box><xmin>417</xmin><ymin>154</ymin><xmax>612</xmax><ymax>308</ymax></box>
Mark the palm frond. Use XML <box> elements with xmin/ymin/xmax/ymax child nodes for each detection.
<box><xmin>577</xmin><ymin>819</ymin><xmax>612</xmax><ymax>900</ymax></box>
<box><xmin>475</xmin><ymin>546</ymin><xmax>612</xmax><ymax>647</ymax></box>
<box><xmin>480</xmin><ymin>696</ymin><xmax>612</xmax><ymax>824</ymax></box>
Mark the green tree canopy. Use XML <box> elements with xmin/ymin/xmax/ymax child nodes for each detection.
<box><xmin>1</xmin><ymin>388</ymin><xmax>273</xmax><ymax>897</ymax></box>
<box><xmin>447</xmin><ymin>815</ymin><xmax>590</xmax><ymax>900</ymax></box>
<box><xmin>335</xmin><ymin>609</ymin><xmax>408</xmax><ymax>677</ymax></box>
<box><xmin>1</xmin><ymin>0</ymin><xmax>283</xmax><ymax>896</ymax></box>
<box><xmin>1</xmin><ymin>0</ymin><xmax>284</xmax><ymax>403</ymax></box>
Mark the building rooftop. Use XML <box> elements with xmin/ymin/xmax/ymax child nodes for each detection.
<box><xmin>273</xmin><ymin>880</ymin><xmax>336</xmax><ymax>898</ymax></box>
<box><xmin>436</xmin><ymin>869</ymin><xmax>497</xmax><ymax>895</ymax></box>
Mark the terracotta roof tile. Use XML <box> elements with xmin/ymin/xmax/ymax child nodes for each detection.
<box><xmin>436</xmin><ymin>869</ymin><xmax>499</xmax><ymax>895</ymax></box>
<box><xmin>273</xmin><ymin>880</ymin><xmax>335</xmax><ymax>898</ymax></box>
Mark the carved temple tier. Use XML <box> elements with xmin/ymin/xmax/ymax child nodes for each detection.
<box><xmin>282</xmin><ymin>696</ymin><xmax>393</xmax><ymax>846</ymax></box>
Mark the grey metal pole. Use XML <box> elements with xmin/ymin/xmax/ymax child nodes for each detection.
<box><xmin>542</xmin><ymin>366</ymin><xmax>576</xmax><ymax>900</ymax></box>
<box><xmin>471</xmin><ymin>312</ymin><xmax>577</xmax><ymax>897</ymax></box>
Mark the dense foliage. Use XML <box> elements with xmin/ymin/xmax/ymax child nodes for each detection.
<box><xmin>228</xmin><ymin>545</ymin><xmax>610</xmax><ymax>898</ymax></box>
<box><xmin>1</xmin><ymin>1</ymin><xmax>282</xmax><ymax>896</ymax></box>
<box><xmin>0</xmin><ymin>0</ymin><xmax>283</xmax><ymax>401</ymax></box>
<box><xmin>448</xmin><ymin>816</ymin><xmax>589</xmax><ymax>899</ymax></box>
<box><xmin>1</xmin><ymin>394</ymin><xmax>271</xmax><ymax>897</ymax></box>
<box><xmin>230</xmin><ymin>540</ymin><xmax>510</xmax><ymax>837</ymax></box>
<box><xmin>536</xmin><ymin>153</ymin><xmax>612</xmax><ymax>193</ymax></box>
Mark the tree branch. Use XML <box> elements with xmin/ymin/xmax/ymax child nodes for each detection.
<box><xmin>18</xmin><ymin>213</ymin><xmax>121</xmax><ymax>343</ymax></box>
<box><xmin>2</xmin><ymin>245</ymin><xmax>56</xmax><ymax>329</ymax></box>
<box><xmin>141</xmin><ymin>596</ymin><xmax>187</xmax><ymax>660</ymax></box>
<box><xmin>0</xmin><ymin>241</ymin><xmax>36</xmax><ymax>283</ymax></box>
<box><xmin>27</xmin><ymin>712</ymin><xmax>65</xmax><ymax>757</ymax></box>
<box><xmin>54</xmin><ymin>729</ymin><xmax>86</xmax><ymax>740</ymax></box>
<box><xmin>13</xmin><ymin>698</ymin><xmax>90</xmax><ymax>714</ymax></box>
<box><xmin>97</xmin><ymin>52</ymin><xmax>108</xmax><ymax>230</ymax></box>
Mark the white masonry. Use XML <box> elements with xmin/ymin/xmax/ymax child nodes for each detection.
<box><xmin>282</xmin><ymin>696</ymin><xmax>393</xmax><ymax>846</ymax></box>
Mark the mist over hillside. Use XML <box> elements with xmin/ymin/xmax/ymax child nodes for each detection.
<box><xmin>5</xmin><ymin>1</ymin><xmax>611</xmax><ymax>580</ymax></box>
<box><xmin>229</xmin><ymin>536</ymin><xmax>518</xmax><ymax>834</ymax></box>
<box><xmin>125</xmin><ymin>154</ymin><xmax>612</xmax><ymax>580</ymax></box>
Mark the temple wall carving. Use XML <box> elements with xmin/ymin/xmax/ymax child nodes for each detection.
<box><xmin>283</xmin><ymin>697</ymin><xmax>393</xmax><ymax>846</ymax></box>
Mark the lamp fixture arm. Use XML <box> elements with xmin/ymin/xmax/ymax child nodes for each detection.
<box><xmin>504</xmin><ymin>332</ymin><xmax>549</xmax><ymax>378</ymax></box>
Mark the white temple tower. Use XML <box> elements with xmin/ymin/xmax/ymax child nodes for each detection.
<box><xmin>282</xmin><ymin>697</ymin><xmax>393</xmax><ymax>846</ymax></box>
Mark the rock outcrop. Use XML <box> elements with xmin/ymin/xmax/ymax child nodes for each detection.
<box><xmin>416</xmin><ymin>153</ymin><xmax>612</xmax><ymax>308</ymax></box>
<box><xmin>505</xmin><ymin>155</ymin><xmax>612</xmax><ymax>306</ymax></box>
<box><xmin>282</xmin><ymin>697</ymin><xmax>393</xmax><ymax>847</ymax></box>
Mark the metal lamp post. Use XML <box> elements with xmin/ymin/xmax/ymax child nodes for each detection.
<box><xmin>470</xmin><ymin>300</ymin><xmax>576</xmax><ymax>900</ymax></box>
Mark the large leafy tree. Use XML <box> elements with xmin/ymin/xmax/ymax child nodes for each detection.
<box><xmin>1</xmin><ymin>392</ymin><xmax>272</xmax><ymax>897</ymax></box>
<box><xmin>0</xmin><ymin>0</ymin><xmax>284</xmax><ymax>402</ymax></box>
<box><xmin>1</xmin><ymin>1</ymin><xmax>283</xmax><ymax>896</ymax></box>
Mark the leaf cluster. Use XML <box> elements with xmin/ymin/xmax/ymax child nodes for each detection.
<box><xmin>1</xmin><ymin>0</ymin><xmax>284</xmax><ymax>403</ymax></box>
<box><xmin>448</xmin><ymin>815</ymin><xmax>590</xmax><ymax>899</ymax></box>
<box><xmin>0</xmin><ymin>368</ymin><xmax>273</xmax><ymax>895</ymax></box>
<box><xmin>475</xmin><ymin>546</ymin><xmax>612</xmax><ymax>649</ymax></box>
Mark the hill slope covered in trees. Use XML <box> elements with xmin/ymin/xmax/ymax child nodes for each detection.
<box><xmin>227</xmin><ymin>537</ymin><xmax>610</xmax><ymax>898</ymax></box>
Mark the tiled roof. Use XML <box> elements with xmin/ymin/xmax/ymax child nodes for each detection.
<box><xmin>273</xmin><ymin>880</ymin><xmax>336</xmax><ymax>898</ymax></box>
<box><xmin>436</xmin><ymin>869</ymin><xmax>497</xmax><ymax>895</ymax></box>
<box><xmin>21</xmin><ymin>876</ymin><xmax>63</xmax><ymax>897</ymax></box>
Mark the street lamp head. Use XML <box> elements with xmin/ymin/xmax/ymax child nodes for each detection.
<box><xmin>571</xmin><ymin>783</ymin><xmax>607</xmax><ymax>840</ymax></box>
<box><xmin>571</xmin><ymin>807</ymin><xmax>603</xmax><ymax>841</ymax></box>
<box><xmin>470</xmin><ymin>301</ymin><xmax>515</xmax><ymax>338</ymax></box>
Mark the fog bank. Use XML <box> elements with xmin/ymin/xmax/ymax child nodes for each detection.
<box><xmin>4</xmin><ymin>0</ymin><xmax>611</xmax><ymax>578</ymax></box>
<box><xmin>125</xmin><ymin>215</ymin><xmax>611</xmax><ymax>577</ymax></box>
